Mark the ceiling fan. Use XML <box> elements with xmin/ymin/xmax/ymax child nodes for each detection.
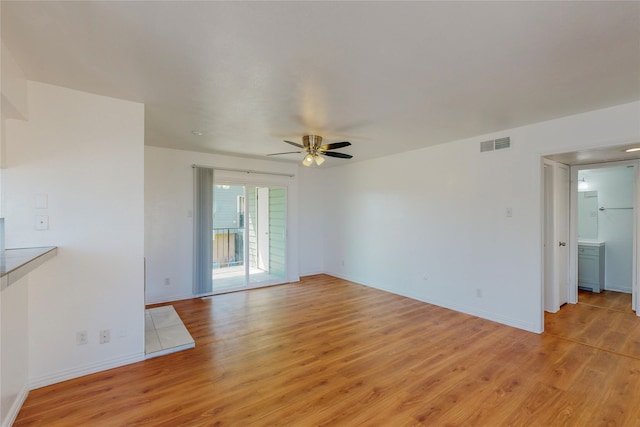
<box><xmin>267</xmin><ymin>135</ymin><xmax>353</xmax><ymax>167</ymax></box>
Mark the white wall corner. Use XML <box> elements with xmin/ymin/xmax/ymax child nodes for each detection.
<box><xmin>5</xmin><ymin>81</ymin><xmax>145</xmax><ymax>389</ymax></box>
<box><xmin>0</xmin><ymin>384</ymin><xmax>28</xmax><ymax>427</ymax></box>
<box><xmin>28</xmin><ymin>353</ymin><xmax>145</xmax><ymax>391</ymax></box>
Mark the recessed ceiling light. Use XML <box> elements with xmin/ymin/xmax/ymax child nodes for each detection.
<box><xmin>191</xmin><ymin>130</ymin><xmax>204</xmax><ymax>136</ymax></box>
<box><xmin>625</xmin><ymin>147</ymin><xmax>640</xmax><ymax>152</ymax></box>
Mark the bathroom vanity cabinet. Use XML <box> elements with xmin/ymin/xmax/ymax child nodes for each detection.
<box><xmin>578</xmin><ymin>242</ymin><xmax>605</xmax><ymax>293</ymax></box>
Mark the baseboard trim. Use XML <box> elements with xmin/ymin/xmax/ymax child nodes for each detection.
<box><xmin>145</xmin><ymin>293</ymin><xmax>195</xmax><ymax>305</ymax></box>
<box><xmin>29</xmin><ymin>352</ymin><xmax>145</xmax><ymax>390</ymax></box>
<box><xmin>149</xmin><ymin>278</ymin><xmax>308</xmax><ymax>305</ymax></box>
<box><xmin>1</xmin><ymin>384</ymin><xmax>28</xmax><ymax>427</ymax></box>
<box><xmin>604</xmin><ymin>286</ymin><xmax>632</xmax><ymax>293</ymax></box>
<box><xmin>299</xmin><ymin>270</ymin><xmax>325</xmax><ymax>277</ymax></box>
<box><xmin>327</xmin><ymin>271</ymin><xmax>541</xmax><ymax>334</ymax></box>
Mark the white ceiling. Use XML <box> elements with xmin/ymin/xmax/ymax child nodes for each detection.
<box><xmin>2</xmin><ymin>1</ymin><xmax>640</xmax><ymax>165</ymax></box>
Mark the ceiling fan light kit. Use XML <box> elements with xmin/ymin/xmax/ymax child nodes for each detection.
<box><xmin>303</xmin><ymin>153</ymin><xmax>314</xmax><ymax>167</ymax></box>
<box><xmin>268</xmin><ymin>134</ymin><xmax>353</xmax><ymax>167</ymax></box>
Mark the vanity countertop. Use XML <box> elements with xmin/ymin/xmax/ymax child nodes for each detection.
<box><xmin>0</xmin><ymin>246</ymin><xmax>58</xmax><ymax>291</ymax></box>
<box><xmin>578</xmin><ymin>240</ymin><xmax>605</xmax><ymax>247</ymax></box>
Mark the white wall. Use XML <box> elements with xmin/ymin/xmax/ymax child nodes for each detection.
<box><xmin>4</xmin><ymin>81</ymin><xmax>145</xmax><ymax>388</ymax></box>
<box><xmin>1</xmin><ymin>39</ymin><xmax>33</xmax><ymax>427</ymax></box>
<box><xmin>322</xmin><ymin>101</ymin><xmax>640</xmax><ymax>333</ymax></box>
<box><xmin>580</xmin><ymin>166</ymin><xmax>635</xmax><ymax>292</ymax></box>
<box><xmin>577</xmin><ymin>190</ymin><xmax>598</xmax><ymax>240</ymax></box>
<box><xmin>297</xmin><ymin>166</ymin><xmax>326</xmax><ymax>276</ymax></box>
<box><xmin>144</xmin><ymin>146</ymin><xmax>300</xmax><ymax>304</ymax></box>
<box><xmin>1</xmin><ymin>40</ymin><xmax>29</xmax><ymax>217</ymax></box>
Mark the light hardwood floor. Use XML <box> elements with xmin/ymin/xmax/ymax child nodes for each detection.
<box><xmin>14</xmin><ymin>275</ymin><xmax>640</xmax><ymax>426</ymax></box>
<box><xmin>578</xmin><ymin>289</ymin><xmax>634</xmax><ymax>313</ymax></box>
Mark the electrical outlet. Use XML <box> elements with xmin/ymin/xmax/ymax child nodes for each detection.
<box><xmin>476</xmin><ymin>288</ymin><xmax>483</xmax><ymax>298</ymax></box>
<box><xmin>76</xmin><ymin>330</ymin><xmax>88</xmax><ymax>345</ymax></box>
<box><xmin>164</xmin><ymin>277</ymin><xmax>170</xmax><ymax>286</ymax></box>
<box><xmin>35</xmin><ymin>215</ymin><xmax>49</xmax><ymax>230</ymax></box>
<box><xmin>99</xmin><ymin>329</ymin><xmax>111</xmax><ymax>344</ymax></box>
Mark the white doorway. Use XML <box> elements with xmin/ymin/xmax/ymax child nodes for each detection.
<box><xmin>543</xmin><ymin>157</ymin><xmax>640</xmax><ymax>320</ymax></box>
<box><xmin>572</xmin><ymin>163</ymin><xmax>637</xmax><ymax>311</ymax></box>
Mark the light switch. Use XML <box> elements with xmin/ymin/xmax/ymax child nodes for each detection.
<box><xmin>34</xmin><ymin>194</ymin><xmax>48</xmax><ymax>209</ymax></box>
<box><xmin>505</xmin><ymin>208</ymin><xmax>513</xmax><ymax>218</ymax></box>
<box><xmin>35</xmin><ymin>215</ymin><xmax>49</xmax><ymax>230</ymax></box>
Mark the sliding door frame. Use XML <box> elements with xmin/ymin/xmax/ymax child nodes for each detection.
<box><xmin>208</xmin><ymin>173</ymin><xmax>290</xmax><ymax>295</ymax></box>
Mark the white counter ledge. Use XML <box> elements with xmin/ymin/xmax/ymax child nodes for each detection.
<box><xmin>577</xmin><ymin>240</ymin><xmax>605</xmax><ymax>247</ymax></box>
<box><xmin>0</xmin><ymin>246</ymin><xmax>58</xmax><ymax>291</ymax></box>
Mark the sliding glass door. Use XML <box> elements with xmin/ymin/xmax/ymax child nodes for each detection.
<box><xmin>211</xmin><ymin>183</ymin><xmax>287</xmax><ymax>293</ymax></box>
<box><xmin>212</xmin><ymin>184</ymin><xmax>246</xmax><ymax>291</ymax></box>
<box><xmin>247</xmin><ymin>186</ymin><xmax>287</xmax><ymax>285</ymax></box>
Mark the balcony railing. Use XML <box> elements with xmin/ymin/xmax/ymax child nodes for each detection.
<box><xmin>213</xmin><ymin>227</ymin><xmax>244</xmax><ymax>269</ymax></box>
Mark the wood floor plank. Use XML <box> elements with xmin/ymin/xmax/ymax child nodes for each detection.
<box><xmin>14</xmin><ymin>275</ymin><xmax>640</xmax><ymax>426</ymax></box>
<box><xmin>578</xmin><ymin>289</ymin><xmax>634</xmax><ymax>313</ymax></box>
<box><xmin>500</xmin><ymin>380</ymin><xmax>564</xmax><ymax>426</ymax></box>
<box><xmin>546</xmin><ymin>291</ymin><xmax>640</xmax><ymax>360</ymax></box>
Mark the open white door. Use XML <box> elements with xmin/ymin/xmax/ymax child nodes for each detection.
<box><xmin>544</xmin><ymin>162</ymin><xmax>556</xmax><ymax>312</ymax></box>
<box><xmin>557</xmin><ymin>163</ymin><xmax>570</xmax><ymax>306</ymax></box>
<box><xmin>543</xmin><ymin>160</ymin><xmax>571</xmax><ymax>312</ymax></box>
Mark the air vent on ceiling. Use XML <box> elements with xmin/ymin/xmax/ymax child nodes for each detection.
<box><xmin>480</xmin><ymin>136</ymin><xmax>511</xmax><ymax>153</ymax></box>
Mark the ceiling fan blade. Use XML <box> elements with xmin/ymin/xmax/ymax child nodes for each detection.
<box><xmin>322</xmin><ymin>151</ymin><xmax>353</xmax><ymax>159</ymax></box>
<box><xmin>284</xmin><ymin>140</ymin><xmax>304</xmax><ymax>148</ymax></box>
<box><xmin>319</xmin><ymin>141</ymin><xmax>351</xmax><ymax>150</ymax></box>
<box><xmin>267</xmin><ymin>151</ymin><xmax>302</xmax><ymax>156</ymax></box>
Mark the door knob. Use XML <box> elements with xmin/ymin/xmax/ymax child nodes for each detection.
<box><xmin>559</xmin><ymin>241</ymin><xmax>566</xmax><ymax>247</ymax></box>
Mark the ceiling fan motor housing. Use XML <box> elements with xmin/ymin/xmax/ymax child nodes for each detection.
<box><xmin>270</xmin><ymin>135</ymin><xmax>351</xmax><ymax>166</ymax></box>
<box><xmin>303</xmin><ymin>135</ymin><xmax>322</xmax><ymax>150</ymax></box>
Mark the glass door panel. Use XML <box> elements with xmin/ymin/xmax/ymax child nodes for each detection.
<box><xmin>212</xmin><ymin>184</ymin><xmax>246</xmax><ymax>292</ymax></box>
<box><xmin>248</xmin><ymin>186</ymin><xmax>287</xmax><ymax>286</ymax></box>
<box><xmin>211</xmin><ymin>183</ymin><xmax>287</xmax><ymax>294</ymax></box>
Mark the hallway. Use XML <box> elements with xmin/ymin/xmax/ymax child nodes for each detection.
<box><xmin>545</xmin><ymin>290</ymin><xmax>639</xmax><ymax>359</ymax></box>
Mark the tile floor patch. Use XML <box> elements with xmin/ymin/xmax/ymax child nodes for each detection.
<box><xmin>150</xmin><ymin>307</ymin><xmax>183</xmax><ymax>329</ymax></box>
<box><xmin>145</xmin><ymin>329</ymin><xmax>162</xmax><ymax>354</ymax></box>
<box><xmin>145</xmin><ymin>305</ymin><xmax>194</xmax><ymax>358</ymax></box>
